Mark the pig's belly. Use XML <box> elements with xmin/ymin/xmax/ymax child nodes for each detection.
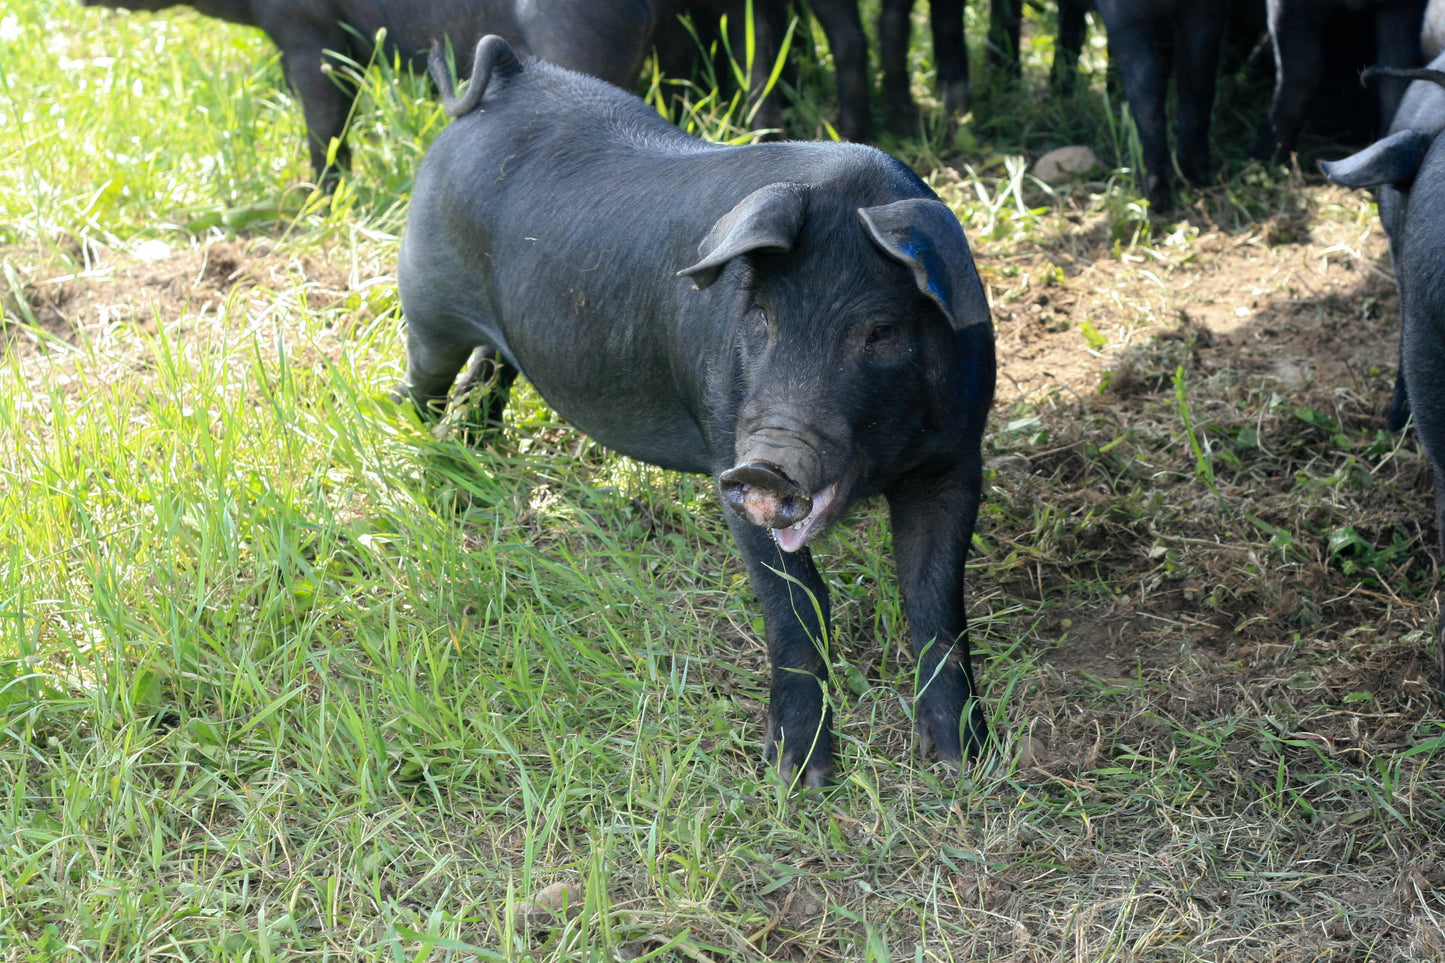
<box><xmin>523</xmin><ymin>374</ymin><xmax>714</xmax><ymax>477</ymax></box>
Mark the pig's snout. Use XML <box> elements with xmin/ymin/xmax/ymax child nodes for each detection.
<box><xmin>719</xmin><ymin>463</ymin><xmax>813</xmax><ymax>529</ymax></box>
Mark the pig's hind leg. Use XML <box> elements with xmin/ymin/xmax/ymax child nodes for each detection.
<box><xmin>395</xmin><ymin>327</ymin><xmax>516</xmax><ymax>439</ymax></box>
<box><xmin>453</xmin><ymin>347</ymin><xmax>519</xmax><ymax>436</ymax></box>
<box><xmin>1404</xmin><ymin>321</ymin><xmax>1445</xmax><ymax>695</ymax></box>
<box><xmin>276</xmin><ymin>41</ymin><xmax>356</xmax><ymax>189</ymax></box>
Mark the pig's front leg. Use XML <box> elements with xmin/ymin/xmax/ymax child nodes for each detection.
<box><xmin>726</xmin><ymin>513</ymin><xmax>835</xmax><ymax>788</ymax></box>
<box><xmin>887</xmin><ymin>469</ymin><xmax>989</xmax><ymax>770</ymax></box>
<box><xmin>1173</xmin><ymin>3</ymin><xmax>1227</xmax><ymax>189</ymax></box>
<box><xmin>930</xmin><ymin>0</ymin><xmax>970</xmax><ymax>117</ymax></box>
<box><xmin>988</xmin><ymin>0</ymin><xmax>1024</xmax><ymax>76</ymax></box>
<box><xmin>1051</xmin><ymin>0</ymin><xmax>1088</xmax><ymax>93</ymax></box>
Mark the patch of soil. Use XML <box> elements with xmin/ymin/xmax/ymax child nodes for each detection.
<box><xmin>2</xmin><ymin>236</ymin><xmax>354</xmax><ymax>364</ymax></box>
<box><xmin>986</xmin><ymin>184</ymin><xmax>1397</xmax><ymax>414</ymax></box>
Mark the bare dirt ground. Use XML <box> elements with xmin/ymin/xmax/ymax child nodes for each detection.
<box><xmin>3</xmin><ymin>237</ymin><xmax>353</xmax><ymax>359</ymax></box>
<box><xmin>4</xmin><ymin>182</ymin><xmax>1393</xmax><ymax>406</ymax></box>
<box><xmin>987</xmin><ymin>183</ymin><xmax>1395</xmax><ymax>412</ymax></box>
<box><xmin>971</xmin><ymin>176</ymin><xmax>1439</xmax><ymax>737</ymax></box>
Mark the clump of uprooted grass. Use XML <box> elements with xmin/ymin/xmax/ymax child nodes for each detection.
<box><xmin>2</xmin><ymin>0</ymin><xmax>1443</xmax><ymax>960</ymax></box>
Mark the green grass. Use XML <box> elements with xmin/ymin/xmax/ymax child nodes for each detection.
<box><xmin>1</xmin><ymin>0</ymin><xmax>1443</xmax><ymax>959</ymax></box>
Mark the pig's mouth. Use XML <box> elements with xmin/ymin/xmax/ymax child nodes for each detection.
<box><xmin>719</xmin><ymin>462</ymin><xmax>843</xmax><ymax>553</ymax></box>
<box><xmin>767</xmin><ymin>481</ymin><xmax>839</xmax><ymax>553</ymax></box>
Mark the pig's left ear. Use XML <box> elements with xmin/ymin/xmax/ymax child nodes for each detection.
<box><xmin>678</xmin><ymin>183</ymin><xmax>809</xmax><ymax>290</ymax></box>
<box><xmin>858</xmin><ymin>198</ymin><xmax>990</xmax><ymax>331</ymax></box>
<box><xmin>1319</xmin><ymin>129</ymin><xmax>1433</xmax><ymax>189</ymax></box>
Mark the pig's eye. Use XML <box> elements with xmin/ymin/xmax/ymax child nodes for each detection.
<box><xmin>750</xmin><ymin>307</ymin><xmax>770</xmax><ymax>332</ymax></box>
<box><xmin>865</xmin><ymin>323</ymin><xmax>897</xmax><ymax>349</ymax></box>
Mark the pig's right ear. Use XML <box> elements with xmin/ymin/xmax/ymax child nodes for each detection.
<box><xmin>1320</xmin><ymin>129</ymin><xmax>1433</xmax><ymax>189</ymax></box>
<box><xmin>678</xmin><ymin>183</ymin><xmax>808</xmax><ymax>290</ymax></box>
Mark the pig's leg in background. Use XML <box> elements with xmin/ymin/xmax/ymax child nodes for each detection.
<box><xmin>932</xmin><ymin>0</ymin><xmax>971</xmax><ymax>117</ymax></box>
<box><xmin>278</xmin><ymin>41</ymin><xmax>356</xmax><ymax>187</ymax></box>
<box><xmin>1375</xmin><ymin>1</ymin><xmax>1427</xmax><ymax>130</ymax></box>
<box><xmin>1173</xmin><ymin>2</ymin><xmax>1227</xmax><ymax>188</ymax></box>
<box><xmin>1051</xmin><ymin>0</ymin><xmax>1089</xmax><ymax>93</ymax></box>
<box><xmin>723</xmin><ymin>0</ymin><xmax>787</xmax><ymax>135</ymax></box>
<box><xmin>988</xmin><ymin>0</ymin><xmax>1023</xmax><ymax>77</ymax></box>
<box><xmin>1095</xmin><ymin>2</ymin><xmax>1174</xmax><ymax>207</ymax></box>
<box><xmin>1258</xmin><ymin>0</ymin><xmax>1328</xmax><ymax>159</ymax></box>
<box><xmin>808</xmin><ymin>0</ymin><xmax>873</xmax><ymax>140</ymax></box>
<box><xmin>879</xmin><ymin>0</ymin><xmax>918</xmax><ymax>124</ymax></box>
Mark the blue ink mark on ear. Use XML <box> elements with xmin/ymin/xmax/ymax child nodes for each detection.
<box><xmin>902</xmin><ymin>235</ymin><xmax>947</xmax><ymax>305</ymax></box>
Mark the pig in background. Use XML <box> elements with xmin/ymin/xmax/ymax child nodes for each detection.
<box><xmin>1320</xmin><ymin>64</ymin><xmax>1445</xmax><ymax>684</ymax></box>
<box><xmin>79</xmin><ymin>0</ymin><xmax>655</xmax><ymax>186</ymax></box>
<box><xmin>396</xmin><ymin>35</ymin><xmax>996</xmax><ymax>787</ymax></box>
<box><xmin>79</xmin><ymin>0</ymin><xmax>873</xmax><ymax>187</ymax></box>
<box><xmin>1258</xmin><ymin>0</ymin><xmax>1427</xmax><ymax>160</ymax></box>
<box><xmin>877</xmin><ymin>1</ymin><xmax>1227</xmax><ymax>209</ymax></box>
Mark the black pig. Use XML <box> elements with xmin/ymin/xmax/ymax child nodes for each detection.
<box><xmin>83</xmin><ymin>1</ymin><xmax>874</xmax><ymax>186</ymax></box>
<box><xmin>1324</xmin><ymin>55</ymin><xmax>1445</xmax><ymax>429</ymax></box>
<box><xmin>80</xmin><ymin>0</ymin><xmax>655</xmax><ymax>186</ymax></box>
<box><xmin>1258</xmin><ymin>0</ymin><xmax>1427</xmax><ymax>160</ymax></box>
<box><xmin>396</xmin><ymin>36</ymin><xmax>996</xmax><ymax>787</ymax></box>
<box><xmin>1091</xmin><ymin>0</ymin><xmax>1229</xmax><ymax>209</ymax></box>
<box><xmin>1320</xmin><ymin>65</ymin><xmax>1445</xmax><ymax>681</ymax></box>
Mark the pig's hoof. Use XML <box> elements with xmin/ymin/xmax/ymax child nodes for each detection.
<box><xmin>918</xmin><ymin>702</ymin><xmax>990</xmax><ymax>774</ymax></box>
<box><xmin>391</xmin><ymin>382</ymin><xmax>446</xmax><ymax>420</ymax></box>
<box><xmin>779</xmin><ymin>759</ymin><xmax>834</xmax><ymax>791</ymax></box>
<box><xmin>769</xmin><ymin>747</ymin><xmax>834</xmax><ymax>790</ymax></box>
<box><xmin>916</xmin><ymin>724</ymin><xmax>959</xmax><ymax>774</ymax></box>
<box><xmin>765</xmin><ymin>726</ymin><xmax>834</xmax><ymax>790</ymax></box>
<box><xmin>1387</xmin><ymin>375</ymin><xmax>1412</xmax><ymax>432</ymax></box>
<box><xmin>1144</xmin><ymin>180</ymin><xmax>1174</xmax><ymax>213</ymax></box>
<box><xmin>941</xmin><ymin>79</ymin><xmax>971</xmax><ymax>120</ymax></box>
<box><xmin>1176</xmin><ymin>154</ymin><xmax>1212</xmax><ymax>191</ymax></box>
